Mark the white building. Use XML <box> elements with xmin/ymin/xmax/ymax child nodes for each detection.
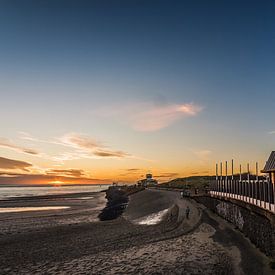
<box><xmin>137</xmin><ymin>173</ymin><xmax>158</xmax><ymax>187</ymax></box>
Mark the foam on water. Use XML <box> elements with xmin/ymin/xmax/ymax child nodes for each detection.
<box><xmin>77</xmin><ymin>196</ymin><xmax>94</xmax><ymax>200</ymax></box>
<box><xmin>135</xmin><ymin>208</ymin><xmax>169</xmax><ymax>225</ymax></box>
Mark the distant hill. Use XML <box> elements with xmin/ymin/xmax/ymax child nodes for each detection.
<box><xmin>159</xmin><ymin>173</ymin><xmax>265</xmax><ymax>190</ymax></box>
<box><xmin>160</xmin><ymin>176</ymin><xmax>214</xmax><ymax>189</ymax></box>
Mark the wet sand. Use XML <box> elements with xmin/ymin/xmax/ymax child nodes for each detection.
<box><xmin>0</xmin><ymin>192</ymin><xmax>107</xmax><ymax>236</ymax></box>
<box><xmin>0</xmin><ymin>189</ymin><xmax>272</xmax><ymax>274</ymax></box>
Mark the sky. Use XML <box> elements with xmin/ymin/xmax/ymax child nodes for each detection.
<box><xmin>0</xmin><ymin>0</ymin><xmax>275</xmax><ymax>185</ymax></box>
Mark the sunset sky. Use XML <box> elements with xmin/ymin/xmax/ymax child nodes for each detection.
<box><xmin>0</xmin><ymin>0</ymin><xmax>275</xmax><ymax>185</ymax></box>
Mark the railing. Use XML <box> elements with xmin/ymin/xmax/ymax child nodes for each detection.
<box><xmin>210</xmin><ymin>179</ymin><xmax>275</xmax><ymax>213</ymax></box>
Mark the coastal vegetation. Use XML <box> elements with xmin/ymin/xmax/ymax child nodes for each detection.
<box><xmin>158</xmin><ymin>173</ymin><xmax>265</xmax><ymax>191</ymax></box>
<box><xmin>159</xmin><ymin>176</ymin><xmax>213</xmax><ymax>190</ymax></box>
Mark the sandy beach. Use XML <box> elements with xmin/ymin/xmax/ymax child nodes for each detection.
<box><xmin>0</xmin><ymin>189</ymin><xmax>272</xmax><ymax>274</ymax></box>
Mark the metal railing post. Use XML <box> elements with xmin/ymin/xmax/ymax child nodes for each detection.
<box><xmin>263</xmin><ymin>180</ymin><xmax>266</xmax><ymax>210</ymax></box>
<box><xmin>259</xmin><ymin>180</ymin><xmax>262</xmax><ymax>208</ymax></box>
<box><xmin>247</xmin><ymin>163</ymin><xmax>251</xmax><ymax>203</ymax></box>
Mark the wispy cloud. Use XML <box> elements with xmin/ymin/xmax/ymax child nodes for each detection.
<box><xmin>93</xmin><ymin>149</ymin><xmax>129</xmax><ymax>158</ymax></box>
<box><xmin>46</xmin><ymin>169</ymin><xmax>85</xmax><ymax>177</ymax></box>
<box><xmin>268</xmin><ymin>131</ymin><xmax>275</xmax><ymax>134</ymax></box>
<box><xmin>18</xmin><ymin>132</ymin><xmax>39</xmax><ymax>142</ymax></box>
<box><xmin>18</xmin><ymin>132</ymin><xmax>131</xmax><ymax>160</ymax></box>
<box><xmin>192</xmin><ymin>150</ymin><xmax>212</xmax><ymax>165</ymax></box>
<box><xmin>59</xmin><ymin>133</ymin><xmax>100</xmax><ymax>150</ymax></box>
<box><xmin>118</xmin><ymin>168</ymin><xmax>142</xmax><ymax>177</ymax></box>
<box><xmin>0</xmin><ymin>138</ymin><xmax>38</xmax><ymax>155</ymax></box>
<box><xmin>125</xmin><ymin>168</ymin><xmax>141</xmax><ymax>172</ymax></box>
<box><xmin>0</xmin><ymin>172</ymin><xmax>111</xmax><ymax>185</ymax></box>
<box><xmin>0</xmin><ymin>137</ymin><xmax>38</xmax><ymax>155</ymax></box>
<box><xmin>58</xmin><ymin>133</ymin><xmax>130</xmax><ymax>159</ymax></box>
<box><xmin>154</xmin><ymin>172</ymin><xmax>179</xmax><ymax>178</ymax></box>
<box><xmin>190</xmin><ymin>171</ymin><xmax>209</xmax><ymax>175</ymax></box>
<box><xmin>96</xmin><ymin>102</ymin><xmax>203</xmax><ymax>132</ymax></box>
<box><xmin>194</xmin><ymin>150</ymin><xmax>212</xmax><ymax>157</ymax></box>
<box><xmin>0</xmin><ymin>156</ymin><xmax>32</xmax><ymax>171</ymax></box>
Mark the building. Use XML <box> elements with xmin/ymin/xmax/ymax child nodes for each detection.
<box><xmin>262</xmin><ymin>151</ymin><xmax>275</xmax><ymax>184</ymax></box>
<box><xmin>137</xmin><ymin>173</ymin><xmax>158</xmax><ymax>187</ymax></box>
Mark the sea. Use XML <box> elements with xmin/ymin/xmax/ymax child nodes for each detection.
<box><xmin>0</xmin><ymin>184</ymin><xmax>110</xmax><ymax>200</ymax></box>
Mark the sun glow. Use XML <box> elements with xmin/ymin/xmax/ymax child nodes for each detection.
<box><xmin>50</xmin><ymin>180</ymin><xmax>65</xmax><ymax>187</ymax></box>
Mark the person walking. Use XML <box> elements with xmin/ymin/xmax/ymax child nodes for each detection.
<box><xmin>185</xmin><ymin>206</ymin><xmax>190</xmax><ymax>219</ymax></box>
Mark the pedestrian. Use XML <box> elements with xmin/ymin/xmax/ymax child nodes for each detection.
<box><xmin>185</xmin><ymin>206</ymin><xmax>190</xmax><ymax>219</ymax></box>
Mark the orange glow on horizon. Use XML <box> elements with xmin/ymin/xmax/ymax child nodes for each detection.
<box><xmin>50</xmin><ymin>180</ymin><xmax>65</xmax><ymax>186</ymax></box>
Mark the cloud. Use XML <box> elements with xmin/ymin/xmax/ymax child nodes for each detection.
<box><xmin>0</xmin><ymin>156</ymin><xmax>32</xmax><ymax>171</ymax></box>
<box><xmin>0</xmin><ymin>171</ymin><xmax>26</xmax><ymax>176</ymax></box>
<box><xmin>154</xmin><ymin>172</ymin><xmax>179</xmax><ymax>178</ymax></box>
<box><xmin>18</xmin><ymin>132</ymin><xmax>38</xmax><ymax>141</ymax></box>
<box><xmin>46</xmin><ymin>169</ymin><xmax>85</xmax><ymax>177</ymax></box>
<box><xmin>268</xmin><ymin>131</ymin><xmax>275</xmax><ymax>134</ymax></box>
<box><xmin>0</xmin><ymin>137</ymin><xmax>38</xmax><ymax>155</ymax></box>
<box><xmin>132</xmin><ymin>103</ymin><xmax>203</xmax><ymax>131</ymax></box>
<box><xmin>17</xmin><ymin>132</ymin><xmax>134</xmax><ymax>161</ymax></box>
<box><xmin>93</xmin><ymin>149</ymin><xmax>129</xmax><ymax>158</ymax></box>
<box><xmin>96</xmin><ymin>102</ymin><xmax>203</xmax><ymax>132</ymax></box>
<box><xmin>60</xmin><ymin>133</ymin><xmax>100</xmax><ymax>150</ymax></box>
<box><xmin>125</xmin><ymin>168</ymin><xmax>141</xmax><ymax>172</ymax></box>
<box><xmin>58</xmin><ymin>133</ymin><xmax>129</xmax><ymax>159</ymax></box>
<box><xmin>118</xmin><ymin>168</ymin><xmax>142</xmax><ymax>177</ymax></box>
<box><xmin>190</xmin><ymin>171</ymin><xmax>209</xmax><ymax>175</ymax></box>
<box><xmin>0</xmin><ymin>173</ymin><xmax>111</xmax><ymax>185</ymax></box>
<box><xmin>193</xmin><ymin>150</ymin><xmax>212</xmax><ymax>161</ymax></box>
<box><xmin>192</xmin><ymin>149</ymin><xmax>212</xmax><ymax>166</ymax></box>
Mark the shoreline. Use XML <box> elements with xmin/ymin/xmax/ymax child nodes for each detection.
<box><xmin>0</xmin><ymin>189</ymin><xmax>203</xmax><ymax>274</ymax></box>
<box><xmin>0</xmin><ymin>191</ymin><xmax>107</xmax><ymax>236</ymax></box>
<box><xmin>0</xmin><ymin>188</ymin><xmax>271</xmax><ymax>274</ymax></box>
<box><xmin>0</xmin><ymin>191</ymin><xmax>106</xmax><ymax>202</ymax></box>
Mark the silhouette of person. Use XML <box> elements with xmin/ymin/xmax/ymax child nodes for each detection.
<box><xmin>185</xmin><ymin>206</ymin><xmax>190</xmax><ymax>219</ymax></box>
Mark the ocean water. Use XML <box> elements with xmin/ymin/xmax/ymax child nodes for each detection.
<box><xmin>0</xmin><ymin>206</ymin><xmax>71</xmax><ymax>213</ymax></box>
<box><xmin>0</xmin><ymin>185</ymin><xmax>109</xmax><ymax>200</ymax></box>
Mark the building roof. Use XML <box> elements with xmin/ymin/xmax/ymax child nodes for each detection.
<box><xmin>262</xmin><ymin>151</ymin><xmax>275</xmax><ymax>173</ymax></box>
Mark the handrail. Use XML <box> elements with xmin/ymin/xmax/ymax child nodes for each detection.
<box><xmin>210</xmin><ymin>179</ymin><xmax>275</xmax><ymax>213</ymax></box>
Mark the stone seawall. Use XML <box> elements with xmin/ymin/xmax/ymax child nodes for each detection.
<box><xmin>193</xmin><ymin>196</ymin><xmax>275</xmax><ymax>259</ymax></box>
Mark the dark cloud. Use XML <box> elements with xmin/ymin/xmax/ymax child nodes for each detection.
<box><xmin>0</xmin><ymin>171</ymin><xmax>23</xmax><ymax>176</ymax></box>
<box><xmin>0</xmin><ymin>157</ymin><xmax>32</xmax><ymax>171</ymax></box>
<box><xmin>60</xmin><ymin>133</ymin><xmax>130</xmax><ymax>158</ymax></box>
<box><xmin>62</xmin><ymin>134</ymin><xmax>100</xmax><ymax>150</ymax></box>
<box><xmin>154</xmin><ymin>173</ymin><xmax>179</xmax><ymax>178</ymax></box>
<box><xmin>190</xmin><ymin>171</ymin><xmax>209</xmax><ymax>175</ymax></box>
<box><xmin>22</xmin><ymin>149</ymin><xmax>38</xmax><ymax>155</ymax></box>
<box><xmin>93</xmin><ymin>150</ymin><xmax>129</xmax><ymax>158</ymax></box>
<box><xmin>118</xmin><ymin>173</ymin><xmax>130</xmax><ymax>177</ymax></box>
<box><xmin>118</xmin><ymin>168</ymin><xmax>142</xmax><ymax>176</ymax></box>
<box><xmin>46</xmin><ymin>169</ymin><xmax>85</xmax><ymax>177</ymax></box>
<box><xmin>0</xmin><ymin>173</ymin><xmax>110</xmax><ymax>185</ymax></box>
<box><xmin>0</xmin><ymin>137</ymin><xmax>38</xmax><ymax>155</ymax></box>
